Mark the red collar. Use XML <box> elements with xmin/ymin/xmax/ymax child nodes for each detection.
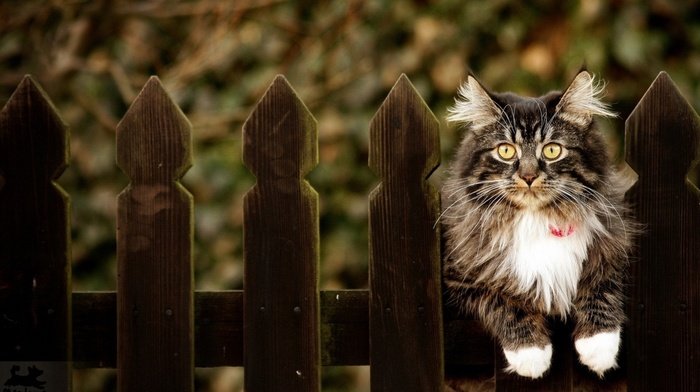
<box><xmin>549</xmin><ymin>224</ymin><xmax>574</xmax><ymax>237</ymax></box>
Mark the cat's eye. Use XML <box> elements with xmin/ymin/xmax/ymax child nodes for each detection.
<box><xmin>497</xmin><ymin>144</ymin><xmax>516</xmax><ymax>160</ymax></box>
<box><xmin>542</xmin><ymin>143</ymin><xmax>562</xmax><ymax>160</ymax></box>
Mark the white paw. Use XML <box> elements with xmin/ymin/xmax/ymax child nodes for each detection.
<box><xmin>575</xmin><ymin>329</ymin><xmax>621</xmax><ymax>377</ymax></box>
<box><xmin>503</xmin><ymin>344</ymin><xmax>552</xmax><ymax>379</ymax></box>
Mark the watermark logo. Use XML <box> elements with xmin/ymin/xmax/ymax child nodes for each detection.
<box><xmin>4</xmin><ymin>365</ymin><xmax>46</xmax><ymax>390</ymax></box>
<box><xmin>0</xmin><ymin>362</ymin><xmax>68</xmax><ymax>392</ymax></box>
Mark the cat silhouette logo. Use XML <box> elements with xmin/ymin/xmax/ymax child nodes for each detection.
<box><xmin>3</xmin><ymin>365</ymin><xmax>46</xmax><ymax>390</ymax></box>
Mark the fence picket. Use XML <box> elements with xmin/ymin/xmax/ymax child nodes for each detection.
<box><xmin>243</xmin><ymin>75</ymin><xmax>320</xmax><ymax>391</ymax></box>
<box><xmin>116</xmin><ymin>77</ymin><xmax>194</xmax><ymax>391</ymax></box>
<box><xmin>368</xmin><ymin>74</ymin><xmax>444</xmax><ymax>391</ymax></box>
<box><xmin>0</xmin><ymin>75</ymin><xmax>71</xmax><ymax>390</ymax></box>
<box><xmin>625</xmin><ymin>71</ymin><xmax>700</xmax><ymax>392</ymax></box>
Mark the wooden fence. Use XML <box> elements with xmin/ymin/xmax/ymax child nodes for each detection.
<box><xmin>0</xmin><ymin>72</ymin><xmax>698</xmax><ymax>391</ymax></box>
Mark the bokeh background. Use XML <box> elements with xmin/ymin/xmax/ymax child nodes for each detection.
<box><xmin>2</xmin><ymin>0</ymin><xmax>700</xmax><ymax>390</ymax></box>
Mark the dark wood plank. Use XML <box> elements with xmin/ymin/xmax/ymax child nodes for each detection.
<box><xmin>443</xmin><ymin>304</ymin><xmax>494</xmax><ymax>367</ymax></box>
<box><xmin>0</xmin><ymin>75</ymin><xmax>71</xmax><ymax>390</ymax></box>
<box><xmin>194</xmin><ymin>291</ymin><xmax>243</xmax><ymax>368</ymax></box>
<box><xmin>242</xmin><ymin>75</ymin><xmax>320</xmax><ymax>391</ymax></box>
<box><xmin>73</xmin><ymin>291</ymin><xmax>244</xmax><ymax>369</ymax></box>
<box><xmin>72</xmin><ymin>290</ymin><xmax>490</xmax><ymax>368</ymax></box>
<box><xmin>116</xmin><ymin>76</ymin><xmax>194</xmax><ymax>391</ymax></box>
<box><xmin>73</xmin><ymin>292</ymin><xmax>117</xmax><ymax>368</ymax></box>
<box><xmin>368</xmin><ymin>74</ymin><xmax>444</xmax><ymax>391</ymax></box>
<box><xmin>320</xmin><ymin>290</ymin><xmax>369</xmax><ymax>366</ymax></box>
<box><xmin>625</xmin><ymin>71</ymin><xmax>700</xmax><ymax>391</ymax></box>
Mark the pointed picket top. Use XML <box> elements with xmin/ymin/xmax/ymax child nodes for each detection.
<box><xmin>243</xmin><ymin>75</ymin><xmax>317</xmax><ymax>183</ymax></box>
<box><xmin>368</xmin><ymin>74</ymin><xmax>443</xmax><ymax>391</ymax></box>
<box><xmin>242</xmin><ymin>75</ymin><xmax>320</xmax><ymax>390</ymax></box>
<box><xmin>369</xmin><ymin>74</ymin><xmax>440</xmax><ymax>183</ymax></box>
<box><xmin>117</xmin><ymin>76</ymin><xmax>192</xmax><ymax>184</ymax></box>
<box><xmin>0</xmin><ymin>75</ymin><xmax>70</xmax><ymax>188</ymax></box>
<box><xmin>626</xmin><ymin>71</ymin><xmax>700</xmax><ymax>189</ymax></box>
<box><xmin>116</xmin><ymin>76</ymin><xmax>194</xmax><ymax>391</ymax></box>
<box><xmin>0</xmin><ymin>75</ymin><xmax>71</xmax><ymax>388</ymax></box>
<box><xmin>624</xmin><ymin>71</ymin><xmax>700</xmax><ymax>391</ymax></box>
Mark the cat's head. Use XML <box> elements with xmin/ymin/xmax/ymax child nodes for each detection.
<box><xmin>445</xmin><ymin>70</ymin><xmax>616</xmax><ymax>210</ymax></box>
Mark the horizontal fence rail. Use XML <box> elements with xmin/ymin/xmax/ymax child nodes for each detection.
<box><xmin>1</xmin><ymin>72</ymin><xmax>699</xmax><ymax>391</ymax></box>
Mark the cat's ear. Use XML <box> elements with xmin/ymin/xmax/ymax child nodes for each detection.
<box><xmin>447</xmin><ymin>76</ymin><xmax>502</xmax><ymax>130</ymax></box>
<box><xmin>556</xmin><ymin>71</ymin><xmax>616</xmax><ymax>125</ymax></box>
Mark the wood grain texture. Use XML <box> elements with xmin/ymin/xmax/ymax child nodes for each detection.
<box><xmin>368</xmin><ymin>74</ymin><xmax>444</xmax><ymax>391</ymax></box>
<box><xmin>625</xmin><ymin>72</ymin><xmax>700</xmax><ymax>392</ymax></box>
<box><xmin>0</xmin><ymin>75</ymin><xmax>71</xmax><ymax>388</ymax></box>
<box><xmin>116</xmin><ymin>76</ymin><xmax>194</xmax><ymax>391</ymax></box>
<box><xmin>242</xmin><ymin>75</ymin><xmax>320</xmax><ymax>391</ymax></box>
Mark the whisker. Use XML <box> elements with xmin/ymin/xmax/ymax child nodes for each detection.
<box><xmin>436</xmin><ymin>180</ymin><xmax>507</xmax><ymax>227</ymax></box>
<box><xmin>548</xmin><ymin>178</ymin><xmax>629</xmax><ymax>237</ymax></box>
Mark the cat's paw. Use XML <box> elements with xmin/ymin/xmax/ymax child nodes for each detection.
<box><xmin>575</xmin><ymin>329</ymin><xmax>621</xmax><ymax>377</ymax></box>
<box><xmin>503</xmin><ymin>344</ymin><xmax>552</xmax><ymax>379</ymax></box>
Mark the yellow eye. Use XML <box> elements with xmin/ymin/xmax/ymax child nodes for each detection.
<box><xmin>542</xmin><ymin>143</ymin><xmax>562</xmax><ymax>160</ymax></box>
<box><xmin>497</xmin><ymin>144</ymin><xmax>516</xmax><ymax>160</ymax></box>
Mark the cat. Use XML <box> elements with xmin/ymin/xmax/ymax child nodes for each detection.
<box><xmin>441</xmin><ymin>69</ymin><xmax>636</xmax><ymax>381</ymax></box>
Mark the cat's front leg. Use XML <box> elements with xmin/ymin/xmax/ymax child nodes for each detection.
<box><xmin>445</xmin><ymin>274</ymin><xmax>553</xmax><ymax>379</ymax></box>
<box><xmin>573</xmin><ymin>260</ymin><xmax>626</xmax><ymax>378</ymax></box>
<box><xmin>476</xmin><ymin>293</ymin><xmax>553</xmax><ymax>379</ymax></box>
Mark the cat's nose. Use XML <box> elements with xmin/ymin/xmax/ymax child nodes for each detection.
<box><xmin>518</xmin><ymin>155</ymin><xmax>539</xmax><ymax>186</ymax></box>
<box><xmin>521</xmin><ymin>174</ymin><xmax>537</xmax><ymax>186</ymax></box>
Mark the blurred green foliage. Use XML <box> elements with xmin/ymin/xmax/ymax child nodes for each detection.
<box><xmin>2</xmin><ymin>0</ymin><xmax>700</xmax><ymax>390</ymax></box>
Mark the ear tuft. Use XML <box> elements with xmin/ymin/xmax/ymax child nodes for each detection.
<box><xmin>556</xmin><ymin>71</ymin><xmax>616</xmax><ymax>124</ymax></box>
<box><xmin>447</xmin><ymin>76</ymin><xmax>501</xmax><ymax>130</ymax></box>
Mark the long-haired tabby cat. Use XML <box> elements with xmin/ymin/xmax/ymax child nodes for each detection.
<box><xmin>442</xmin><ymin>69</ymin><xmax>635</xmax><ymax>383</ymax></box>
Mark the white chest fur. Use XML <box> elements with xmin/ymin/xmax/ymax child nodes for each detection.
<box><xmin>506</xmin><ymin>210</ymin><xmax>594</xmax><ymax>315</ymax></box>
